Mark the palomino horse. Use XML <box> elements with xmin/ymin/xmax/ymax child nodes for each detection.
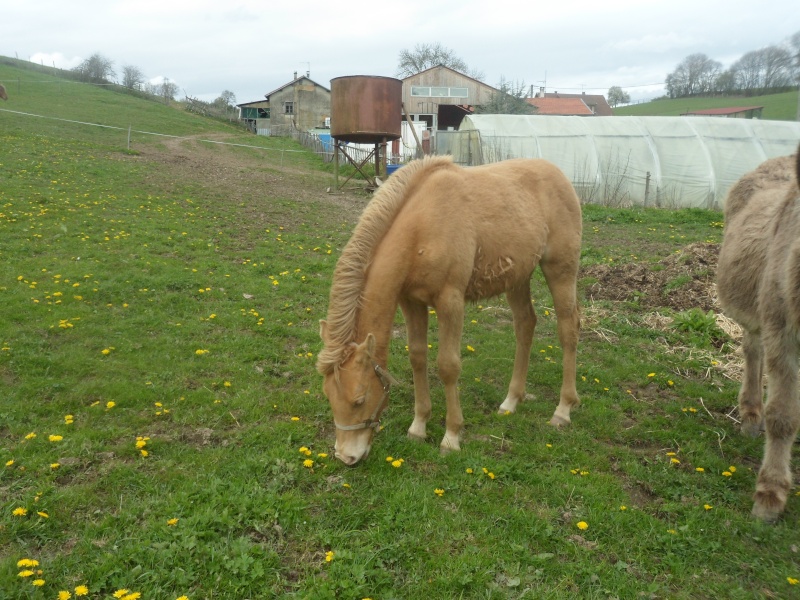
<box><xmin>717</xmin><ymin>147</ymin><xmax>800</xmax><ymax>521</ymax></box>
<box><xmin>317</xmin><ymin>156</ymin><xmax>582</xmax><ymax>465</ymax></box>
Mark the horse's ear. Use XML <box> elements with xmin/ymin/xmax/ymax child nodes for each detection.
<box><xmin>364</xmin><ymin>333</ymin><xmax>376</xmax><ymax>358</ymax></box>
<box><xmin>319</xmin><ymin>320</ymin><xmax>329</xmax><ymax>343</ymax></box>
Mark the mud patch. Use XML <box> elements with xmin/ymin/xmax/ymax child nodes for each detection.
<box><xmin>582</xmin><ymin>242</ymin><xmax>719</xmax><ymax>312</ymax></box>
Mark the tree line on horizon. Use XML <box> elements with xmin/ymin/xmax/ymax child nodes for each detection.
<box><xmin>665</xmin><ymin>30</ymin><xmax>800</xmax><ymax>99</ymax></box>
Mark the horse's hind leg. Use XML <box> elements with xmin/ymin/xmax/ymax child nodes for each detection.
<box><xmin>738</xmin><ymin>329</ymin><xmax>765</xmax><ymax>437</ymax></box>
<box><xmin>400</xmin><ymin>299</ymin><xmax>431</xmax><ymax>441</ymax></box>
<box><xmin>752</xmin><ymin>327</ymin><xmax>800</xmax><ymax>521</ymax></box>
<box><xmin>541</xmin><ymin>259</ymin><xmax>580</xmax><ymax>427</ymax></box>
<box><xmin>498</xmin><ymin>282</ymin><xmax>536</xmax><ymax>414</ymax></box>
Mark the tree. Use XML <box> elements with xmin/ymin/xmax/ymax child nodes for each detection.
<box><xmin>121</xmin><ymin>65</ymin><xmax>145</xmax><ymax>90</ymax></box>
<box><xmin>214</xmin><ymin>90</ymin><xmax>236</xmax><ymax>109</ymax></box>
<box><xmin>665</xmin><ymin>53</ymin><xmax>721</xmax><ymax>97</ymax></box>
<box><xmin>607</xmin><ymin>86</ymin><xmax>630</xmax><ymax>107</ymax></box>
<box><xmin>156</xmin><ymin>78</ymin><xmax>179</xmax><ymax>104</ymax></box>
<box><xmin>396</xmin><ymin>43</ymin><xmax>484</xmax><ymax>80</ymax></box>
<box><xmin>73</xmin><ymin>52</ymin><xmax>115</xmax><ymax>83</ymax></box>
<box><xmin>474</xmin><ymin>77</ymin><xmax>535</xmax><ymax>115</ymax></box>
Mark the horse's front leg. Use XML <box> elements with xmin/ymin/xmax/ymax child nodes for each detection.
<box><xmin>498</xmin><ymin>283</ymin><xmax>536</xmax><ymax>414</ymax></box>
<box><xmin>400</xmin><ymin>299</ymin><xmax>431</xmax><ymax>441</ymax></box>
<box><xmin>435</xmin><ymin>290</ymin><xmax>465</xmax><ymax>454</ymax></box>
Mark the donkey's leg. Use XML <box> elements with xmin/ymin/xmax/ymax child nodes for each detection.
<box><xmin>400</xmin><ymin>299</ymin><xmax>431</xmax><ymax>441</ymax></box>
<box><xmin>435</xmin><ymin>289</ymin><xmax>466</xmax><ymax>454</ymax></box>
<box><xmin>498</xmin><ymin>282</ymin><xmax>537</xmax><ymax>414</ymax></box>
<box><xmin>752</xmin><ymin>329</ymin><xmax>799</xmax><ymax>522</ymax></box>
<box><xmin>738</xmin><ymin>329</ymin><xmax>765</xmax><ymax>437</ymax></box>
<box><xmin>541</xmin><ymin>260</ymin><xmax>581</xmax><ymax>427</ymax></box>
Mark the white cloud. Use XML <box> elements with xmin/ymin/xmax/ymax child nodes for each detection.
<box><xmin>28</xmin><ymin>52</ymin><xmax>83</xmax><ymax>71</ymax></box>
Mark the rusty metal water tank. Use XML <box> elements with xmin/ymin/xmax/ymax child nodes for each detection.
<box><xmin>330</xmin><ymin>76</ymin><xmax>402</xmax><ymax>143</ymax></box>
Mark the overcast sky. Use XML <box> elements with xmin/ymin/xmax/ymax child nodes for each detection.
<box><xmin>3</xmin><ymin>0</ymin><xmax>798</xmax><ymax>105</ymax></box>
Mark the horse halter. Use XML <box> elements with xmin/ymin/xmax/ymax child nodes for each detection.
<box><xmin>333</xmin><ymin>362</ymin><xmax>393</xmax><ymax>432</ymax></box>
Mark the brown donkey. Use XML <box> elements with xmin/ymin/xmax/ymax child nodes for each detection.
<box><xmin>717</xmin><ymin>146</ymin><xmax>800</xmax><ymax>521</ymax></box>
<box><xmin>317</xmin><ymin>156</ymin><xmax>582</xmax><ymax>465</ymax></box>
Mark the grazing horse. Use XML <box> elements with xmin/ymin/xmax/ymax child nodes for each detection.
<box><xmin>717</xmin><ymin>147</ymin><xmax>800</xmax><ymax>521</ymax></box>
<box><xmin>317</xmin><ymin>156</ymin><xmax>582</xmax><ymax>465</ymax></box>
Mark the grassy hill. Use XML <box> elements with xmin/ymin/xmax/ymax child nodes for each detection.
<box><xmin>614</xmin><ymin>89</ymin><xmax>800</xmax><ymax>120</ymax></box>
<box><xmin>3</xmin><ymin>55</ymin><xmax>800</xmax><ymax>600</ymax></box>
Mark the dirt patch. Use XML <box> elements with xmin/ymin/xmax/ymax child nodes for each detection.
<box><xmin>582</xmin><ymin>242</ymin><xmax>720</xmax><ymax>312</ymax></box>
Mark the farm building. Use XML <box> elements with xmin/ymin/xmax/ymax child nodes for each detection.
<box><xmin>238</xmin><ymin>72</ymin><xmax>331</xmax><ymax>136</ymax></box>
<box><xmin>446</xmin><ymin>114</ymin><xmax>800</xmax><ymax>209</ymax></box>
<box><xmin>682</xmin><ymin>106</ymin><xmax>764</xmax><ymax>119</ymax></box>
<box><xmin>543</xmin><ymin>92</ymin><xmax>613</xmax><ymax>116</ymax></box>
<box><xmin>400</xmin><ymin>65</ymin><xmax>499</xmax><ymax>132</ymax></box>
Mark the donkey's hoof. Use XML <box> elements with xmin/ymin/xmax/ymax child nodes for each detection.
<box><xmin>752</xmin><ymin>489</ymin><xmax>786</xmax><ymax>523</ymax></box>
<box><xmin>741</xmin><ymin>419</ymin><xmax>763</xmax><ymax>438</ymax></box>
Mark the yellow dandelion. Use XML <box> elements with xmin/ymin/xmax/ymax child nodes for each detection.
<box><xmin>106</xmin><ymin>401</ymin><xmax>116</xmax><ymax>409</ymax></box>
<box><xmin>113</xmin><ymin>591</ymin><xmax>130</xmax><ymax>599</ymax></box>
<box><xmin>788</xmin><ymin>577</ymin><xmax>799</xmax><ymax>585</ymax></box>
<box><xmin>167</xmin><ymin>518</ymin><xmax>179</xmax><ymax>526</ymax></box>
<box><xmin>620</xmin><ymin>505</ymin><xmax>627</xmax><ymax>511</ymax></box>
<box><xmin>51</xmin><ymin>463</ymin><xmax>60</xmax><ymax>469</ymax></box>
<box><xmin>434</xmin><ymin>488</ymin><xmax>445</xmax><ymax>496</ymax></box>
<box><xmin>303</xmin><ymin>459</ymin><xmax>314</xmax><ymax>468</ymax></box>
<box><xmin>391</xmin><ymin>460</ymin><xmax>403</xmax><ymax>468</ymax></box>
<box><xmin>670</xmin><ymin>458</ymin><xmax>680</xmax><ymax>465</ymax></box>
<box><xmin>48</xmin><ymin>434</ymin><xmax>63</xmax><ymax>442</ymax></box>
<box><xmin>325</xmin><ymin>551</ymin><xmax>335</xmax><ymax>562</ymax></box>
<box><xmin>122</xmin><ymin>593</ymin><xmax>142</xmax><ymax>600</ymax></box>
<box><xmin>25</xmin><ymin>432</ymin><xmax>37</xmax><ymax>440</ymax></box>
<box><xmin>13</xmin><ymin>507</ymin><xmax>28</xmax><ymax>516</ymax></box>
<box><xmin>37</xmin><ymin>511</ymin><xmax>49</xmax><ymax>518</ymax></box>
<box><xmin>32</xmin><ymin>579</ymin><xmax>45</xmax><ymax>587</ymax></box>
<box><xmin>291</xmin><ymin>416</ymin><xmax>300</xmax><ymax>421</ymax></box>
<box><xmin>5</xmin><ymin>459</ymin><xmax>13</xmax><ymax>467</ymax></box>
<box><xmin>101</xmin><ymin>348</ymin><xmax>111</xmax><ymax>355</ymax></box>
<box><xmin>17</xmin><ymin>559</ymin><xmax>39</xmax><ymax>568</ymax></box>
<box><xmin>487</xmin><ymin>472</ymin><xmax>496</xmax><ymax>479</ymax></box>
<box><xmin>466</xmin><ymin>345</ymin><xmax>475</xmax><ymax>352</ymax></box>
<box><xmin>729</xmin><ymin>466</ymin><xmax>737</xmax><ymax>473</ymax></box>
<box><xmin>695</xmin><ymin>467</ymin><xmax>705</xmax><ymax>473</ymax></box>
<box><xmin>58</xmin><ymin>591</ymin><xmax>72</xmax><ymax>600</ymax></box>
<box><xmin>722</xmin><ymin>471</ymin><xmax>732</xmax><ymax>477</ymax></box>
<box><xmin>75</xmin><ymin>585</ymin><xmax>89</xmax><ymax>596</ymax></box>
<box><xmin>317</xmin><ymin>453</ymin><xmax>328</xmax><ymax>459</ymax></box>
<box><xmin>176</xmin><ymin>596</ymin><xmax>190</xmax><ymax>600</ymax></box>
<box><xmin>647</xmin><ymin>373</ymin><xmax>655</xmax><ymax>378</ymax></box>
<box><xmin>667</xmin><ymin>529</ymin><xmax>678</xmax><ymax>535</ymax></box>
<box><xmin>577</xmin><ymin>521</ymin><xmax>589</xmax><ymax>530</ymax></box>
<box><xmin>704</xmin><ymin>504</ymin><xmax>713</xmax><ymax>510</ymax></box>
<box><xmin>466</xmin><ymin>468</ymin><xmax>474</xmax><ymax>474</ymax></box>
<box><xmin>18</xmin><ymin>570</ymin><xmax>35</xmax><ymax>578</ymax></box>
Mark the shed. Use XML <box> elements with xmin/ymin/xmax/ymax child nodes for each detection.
<box><xmin>525</xmin><ymin>97</ymin><xmax>594</xmax><ymax>116</ymax></box>
<box><xmin>682</xmin><ymin>106</ymin><xmax>764</xmax><ymax>119</ymax></box>
<box><xmin>453</xmin><ymin>114</ymin><xmax>800</xmax><ymax>209</ymax></box>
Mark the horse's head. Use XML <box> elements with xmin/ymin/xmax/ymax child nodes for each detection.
<box><xmin>319</xmin><ymin>322</ymin><xmax>396</xmax><ymax>465</ymax></box>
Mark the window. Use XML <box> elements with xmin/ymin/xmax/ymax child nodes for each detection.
<box><xmin>284</xmin><ymin>102</ymin><xmax>294</xmax><ymax>114</ymax></box>
<box><xmin>241</xmin><ymin>107</ymin><xmax>269</xmax><ymax>119</ymax></box>
<box><xmin>410</xmin><ymin>86</ymin><xmax>469</xmax><ymax>99</ymax></box>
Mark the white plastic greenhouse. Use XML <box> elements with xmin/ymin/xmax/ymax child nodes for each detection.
<box><xmin>449</xmin><ymin>115</ymin><xmax>800</xmax><ymax>209</ymax></box>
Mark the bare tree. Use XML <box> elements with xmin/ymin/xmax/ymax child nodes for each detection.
<box><xmin>121</xmin><ymin>65</ymin><xmax>145</xmax><ymax>90</ymax></box>
<box><xmin>214</xmin><ymin>90</ymin><xmax>236</xmax><ymax>109</ymax></box>
<box><xmin>475</xmin><ymin>77</ymin><xmax>535</xmax><ymax>114</ymax></box>
<box><xmin>665</xmin><ymin>53</ymin><xmax>721</xmax><ymax>97</ymax></box>
<box><xmin>396</xmin><ymin>43</ymin><xmax>484</xmax><ymax>80</ymax></box>
<box><xmin>732</xmin><ymin>46</ymin><xmax>794</xmax><ymax>93</ymax></box>
<box><xmin>607</xmin><ymin>86</ymin><xmax>631</xmax><ymax>107</ymax></box>
<box><xmin>157</xmin><ymin>78</ymin><xmax>179</xmax><ymax>104</ymax></box>
<box><xmin>73</xmin><ymin>52</ymin><xmax>116</xmax><ymax>83</ymax></box>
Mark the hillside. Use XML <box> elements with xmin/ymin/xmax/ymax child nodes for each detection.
<box><xmin>614</xmin><ymin>89</ymin><xmax>799</xmax><ymax>120</ymax></box>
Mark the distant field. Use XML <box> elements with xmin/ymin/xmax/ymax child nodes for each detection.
<box><xmin>615</xmin><ymin>90</ymin><xmax>800</xmax><ymax>121</ymax></box>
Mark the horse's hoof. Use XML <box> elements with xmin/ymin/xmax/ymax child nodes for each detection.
<box><xmin>549</xmin><ymin>414</ymin><xmax>571</xmax><ymax>428</ymax></box>
<box><xmin>439</xmin><ymin>445</ymin><xmax>460</xmax><ymax>456</ymax></box>
<box><xmin>407</xmin><ymin>431</ymin><xmax>426</xmax><ymax>442</ymax></box>
<box><xmin>439</xmin><ymin>434</ymin><xmax>461</xmax><ymax>455</ymax></box>
<box><xmin>752</xmin><ymin>488</ymin><xmax>786</xmax><ymax>523</ymax></box>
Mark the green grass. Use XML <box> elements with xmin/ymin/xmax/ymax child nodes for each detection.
<box><xmin>2</xmin><ymin>59</ymin><xmax>800</xmax><ymax>600</ymax></box>
<box><xmin>614</xmin><ymin>89</ymin><xmax>800</xmax><ymax>121</ymax></box>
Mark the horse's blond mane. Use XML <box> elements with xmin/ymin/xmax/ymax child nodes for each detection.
<box><xmin>317</xmin><ymin>155</ymin><xmax>455</xmax><ymax>374</ymax></box>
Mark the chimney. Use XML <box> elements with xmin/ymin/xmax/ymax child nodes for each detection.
<box><xmin>293</xmin><ymin>71</ymin><xmax>297</xmax><ymax>80</ymax></box>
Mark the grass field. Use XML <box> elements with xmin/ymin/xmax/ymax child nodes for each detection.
<box><xmin>1</xmin><ymin>61</ymin><xmax>800</xmax><ymax>600</ymax></box>
<box><xmin>614</xmin><ymin>89</ymin><xmax>800</xmax><ymax>121</ymax></box>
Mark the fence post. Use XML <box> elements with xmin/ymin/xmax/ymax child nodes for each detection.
<box><xmin>644</xmin><ymin>171</ymin><xmax>651</xmax><ymax>206</ymax></box>
<box><xmin>127</xmin><ymin>125</ymin><xmax>132</xmax><ymax>151</ymax></box>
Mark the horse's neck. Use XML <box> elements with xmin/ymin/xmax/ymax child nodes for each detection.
<box><xmin>355</xmin><ymin>261</ymin><xmax>404</xmax><ymax>364</ymax></box>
